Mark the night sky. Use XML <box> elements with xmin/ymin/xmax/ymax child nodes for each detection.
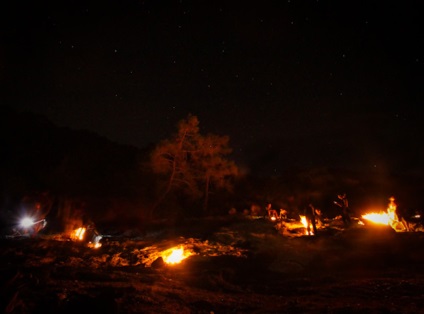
<box><xmin>2</xmin><ymin>1</ymin><xmax>423</xmax><ymax>176</ymax></box>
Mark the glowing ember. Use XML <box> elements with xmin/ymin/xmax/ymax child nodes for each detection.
<box><xmin>162</xmin><ymin>246</ymin><xmax>192</xmax><ymax>265</ymax></box>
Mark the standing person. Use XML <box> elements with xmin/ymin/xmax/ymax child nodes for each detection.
<box><xmin>388</xmin><ymin>196</ymin><xmax>410</xmax><ymax>231</ymax></box>
<box><xmin>279</xmin><ymin>208</ymin><xmax>288</xmax><ymax>220</ymax></box>
<box><xmin>334</xmin><ymin>193</ymin><xmax>351</xmax><ymax>227</ymax></box>
<box><xmin>306</xmin><ymin>203</ymin><xmax>318</xmax><ymax>235</ymax></box>
<box><xmin>387</xmin><ymin>196</ymin><xmax>398</xmax><ymax>221</ymax></box>
<box><xmin>266</xmin><ymin>203</ymin><xmax>278</xmax><ymax>220</ymax></box>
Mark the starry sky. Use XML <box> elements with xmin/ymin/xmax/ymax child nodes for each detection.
<box><xmin>1</xmin><ymin>1</ymin><xmax>423</xmax><ymax>176</ymax></box>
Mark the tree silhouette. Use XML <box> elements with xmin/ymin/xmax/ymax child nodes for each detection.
<box><xmin>149</xmin><ymin>114</ymin><xmax>238</xmax><ymax>217</ymax></box>
<box><xmin>149</xmin><ymin>114</ymin><xmax>201</xmax><ymax>216</ymax></box>
<box><xmin>195</xmin><ymin>134</ymin><xmax>239</xmax><ymax>213</ymax></box>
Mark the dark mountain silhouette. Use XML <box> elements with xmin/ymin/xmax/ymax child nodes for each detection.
<box><xmin>0</xmin><ymin>105</ymin><xmax>153</xmax><ymax>229</ymax></box>
<box><xmin>1</xmin><ymin>105</ymin><xmax>422</xmax><ymax>233</ymax></box>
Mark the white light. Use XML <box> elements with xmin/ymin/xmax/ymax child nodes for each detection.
<box><xmin>20</xmin><ymin>217</ymin><xmax>34</xmax><ymax>228</ymax></box>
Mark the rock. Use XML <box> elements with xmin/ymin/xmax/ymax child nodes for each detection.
<box><xmin>151</xmin><ymin>256</ymin><xmax>165</xmax><ymax>269</ymax></box>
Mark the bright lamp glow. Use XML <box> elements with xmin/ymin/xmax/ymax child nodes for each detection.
<box><xmin>20</xmin><ymin>217</ymin><xmax>35</xmax><ymax>228</ymax></box>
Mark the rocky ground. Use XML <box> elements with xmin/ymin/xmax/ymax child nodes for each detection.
<box><xmin>2</xmin><ymin>216</ymin><xmax>424</xmax><ymax>313</ymax></box>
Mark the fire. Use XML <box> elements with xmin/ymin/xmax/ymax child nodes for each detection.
<box><xmin>88</xmin><ymin>241</ymin><xmax>102</xmax><ymax>249</ymax></box>
<box><xmin>162</xmin><ymin>246</ymin><xmax>192</xmax><ymax>265</ymax></box>
<box><xmin>361</xmin><ymin>197</ymin><xmax>408</xmax><ymax>232</ymax></box>
<box><xmin>299</xmin><ymin>215</ymin><xmax>314</xmax><ymax>235</ymax></box>
<box><xmin>70</xmin><ymin>227</ymin><xmax>86</xmax><ymax>241</ymax></box>
<box><xmin>69</xmin><ymin>227</ymin><xmax>102</xmax><ymax>248</ymax></box>
<box><xmin>362</xmin><ymin>212</ymin><xmax>391</xmax><ymax>225</ymax></box>
<box><xmin>299</xmin><ymin>215</ymin><xmax>308</xmax><ymax>228</ymax></box>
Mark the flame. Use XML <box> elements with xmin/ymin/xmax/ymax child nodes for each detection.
<box><xmin>162</xmin><ymin>246</ymin><xmax>192</xmax><ymax>265</ymax></box>
<box><xmin>88</xmin><ymin>241</ymin><xmax>102</xmax><ymax>249</ymax></box>
<box><xmin>361</xmin><ymin>203</ymin><xmax>406</xmax><ymax>232</ymax></box>
<box><xmin>69</xmin><ymin>227</ymin><xmax>102</xmax><ymax>248</ymax></box>
<box><xmin>299</xmin><ymin>215</ymin><xmax>308</xmax><ymax>228</ymax></box>
<box><xmin>362</xmin><ymin>212</ymin><xmax>391</xmax><ymax>225</ymax></box>
<box><xmin>299</xmin><ymin>215</ymin><xmax>314</xmax><ymax>235</ymax></box>
<box><xmin>88</xmin><ymin>235</ymin><xmax>103</xmax><ymax>249</ymax></box>
<box><xmin>70</xmin><ymin>227</ymin><xmax>86</xmax><ymax>241</ymax></box>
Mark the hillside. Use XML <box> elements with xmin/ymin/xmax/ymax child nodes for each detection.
<box><xmin>2</xmin><ymin>216</ymin><xmax>424</xmax><ymax>313</ymax></box>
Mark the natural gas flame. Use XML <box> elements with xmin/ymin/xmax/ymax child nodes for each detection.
<box><xmin>361</xmin><ymin>205</ymin><xmax>407</xmax><ymax>232</ymax></box>
<box><xmin>88</xmin><ymin>241</ymin><xmax>102</xmax><ymax>249</ymax></box>
<box><xmin>299</xmin><ymin>215</ymin><xmax>313</xmax><ymax>235</ymax></box>
<box><xmin>300</xmin><ymin>215</ymin><xmax>307</xmax><ymax>228</ymax></box>
<box><xmin>69</xmin><ymin>227</ymin><xmax>102</xmax><ymax>248</ymax></box>
<box><xmin>362</xmin><ymin>212</ymin><xmax>391</xmax><ymax>225</ymax></box>
<box><xmin>162</xmin><ymin>246</ymin><xmax>192</xmax><ymax>265</ymax></box>
<box><xmin>70</xmin><ymin>227</ymin><xmax>86</xmax><ymax>241</ymax></box>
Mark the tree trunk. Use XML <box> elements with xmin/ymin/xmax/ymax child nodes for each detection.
<box><xmin>203</xmin><ymin>174</ymin><xmax>210</xmax><ymax>213</ymax></box>
<box><xmin>150</xmin><ymin>160</ymin><xmax>176</xmax><ymax>219</ymax></box>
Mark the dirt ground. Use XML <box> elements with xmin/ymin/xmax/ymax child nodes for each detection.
<box><xmin>2</xmin><ymin>216</ymin><xmax>424</xmax><ymax>314</ymax></box>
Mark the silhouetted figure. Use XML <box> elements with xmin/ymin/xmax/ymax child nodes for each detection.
<box><xmin>334</xmin><ymin>193</ymin><xmax>351</xmax><ymax>227</ymax></box>
<box><xmin>306</xmin><ymin>203</ymin><xmax>318</xmax><ymax>235</ymax></box>
<box><xmin>389</xmin><ymin>196</ymin><xmax>410</xmax><ymax>231</ymax></box>
<box><xmin>314</xmin><ymin>208</ymin><xmax>324</xmax><ymax>228</ymax></box>
<box><xmin>279</xmin><ymin>208</ymin><xmax>288</xmax><ymax>220</ymax></box>
<box><xmin>266</xmin><ymin>203</ymin><xmax>278</xmax><ymax>220</ymax></box>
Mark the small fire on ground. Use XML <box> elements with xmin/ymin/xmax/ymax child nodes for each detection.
<box><xmin>138</xmin><ymin>237</ymin><xmax>248</xmax><ymax>267</ymax></box>
<box><xmin>162</xmin><ymin>246</ymin><xmax>193</xmax><ymax>265</ymax></box>
<box><xmin>361</xmin><ymin>211</ymin><xmax>407</xmax><ymax>231</ymax></box>
<box><xmin>70</xmin><ymin>227</ymin><xmax>86</xmax><ymax>241</ymax></box>
<box><xmin>70</xmin><ymin>227</ymin><xmax>102</xmax><ymax>248</ymax></box>
<box><xmin>361</xmin><ymin>197</ymin><xmax>409</xmax><ymax>232</ymax></box>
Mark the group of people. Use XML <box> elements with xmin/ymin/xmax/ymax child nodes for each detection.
<box><xmin>333</xmin><ymin>193</ymin><xmax>412</xmax><ymax>231</ymax></box>
<box><xmin>265</xmin><ymin>193</ymin><xmax>411</xmax><ymax>234</ymax></box>
<box><xmin>265</xmin><ymin>203</ymin><xmax>289</xmax><ymax>221</ymax></box>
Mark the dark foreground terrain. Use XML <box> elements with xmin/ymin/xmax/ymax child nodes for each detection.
<box><xmin>2</xmin><ymin>216</ymin><xmax>424</xmax><ymax>314</ymax></box>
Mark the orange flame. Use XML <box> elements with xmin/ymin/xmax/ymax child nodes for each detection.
<box><xmin>70</xmin><ymin>227</ymin><xmax>86</xmax><ymax>241</ymax></box>
<box><xmin>362</xmin><ymin>212</ymin><xmax>391</xmax><ymax>225</ymax></box>
<box><xmin>162</xmin><ymin>246</ymin><xmax>192</xmax><ymax>265</ymax></box>
<box><xmin>299</xmin><ymin>215</ymin><xmax>314</xmax><ymax>235</ymax></box>
<box><xmin>361</xmin><ymin>201</ymin><xmax>407</xmax><ymax>232</ymax></box>
<box><xmin>88</xmin><ymin>241</ymin><xmax>102</xmax><ymax>249</ymax></box>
